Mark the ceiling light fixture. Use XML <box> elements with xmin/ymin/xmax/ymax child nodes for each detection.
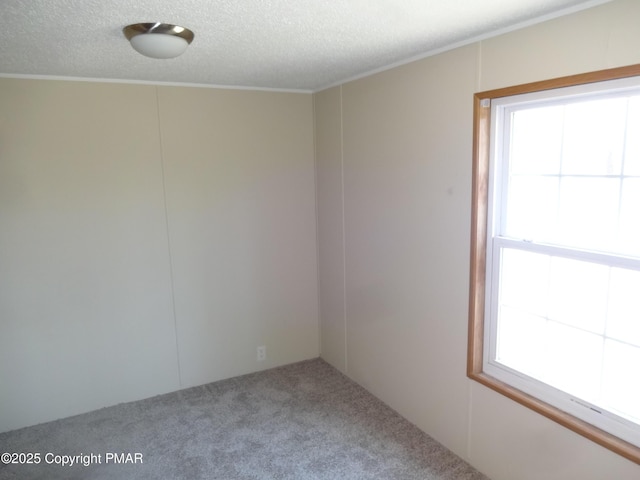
<box><xmin>123</xmin><ymin>23</ymin><xmax>194</xmax><ymax>59</ymax></box>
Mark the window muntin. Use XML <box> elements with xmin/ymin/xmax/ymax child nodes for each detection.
<box><xmin>468</xmin><ymin>65</ymin><xmax>640</xmax><ymax>464</ymax></box>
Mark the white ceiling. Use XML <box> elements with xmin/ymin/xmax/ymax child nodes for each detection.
<box><xmin>0</xmin><ymin>0</ymin><xmax>610</xmax><ymax>92</ymax></box>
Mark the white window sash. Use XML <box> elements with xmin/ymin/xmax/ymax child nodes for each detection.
<box><xmin>483</xmin><ymin>77</ymin><xmax>640</xmax><ymax>449</ymax></box>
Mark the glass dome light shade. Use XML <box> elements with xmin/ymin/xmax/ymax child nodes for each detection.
<box><xmin>123</xmin><ymin>23</ymin><xmax>194</xmax><ymax>59</ymax></box>
<box><xmin>130</xmin><ymin>33</ymin><xmax>189</xmax><ymax>59</ymax></box>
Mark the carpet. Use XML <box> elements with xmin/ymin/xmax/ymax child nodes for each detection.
<box><xmin>0</xmin><ymin>358</ymin><xmax>489</xmax><ymax>479</ymax></box>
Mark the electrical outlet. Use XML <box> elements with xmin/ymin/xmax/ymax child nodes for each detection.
<box><xmin>257</xmin><ymin>345</ymin><xmax>266</xmax><ymax>362</ymax></box>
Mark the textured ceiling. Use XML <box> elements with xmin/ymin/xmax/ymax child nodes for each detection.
<box><xmin>0</xmin><ymin>0</ymin><xmax>610</xmax><ymax>92</ymax></box>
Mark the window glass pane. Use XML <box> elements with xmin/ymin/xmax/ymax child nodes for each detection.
<box><xmin>482</xmin><ymin>73</ymin><xmax>640</xmax><ymax>455</ymax></box>
<box><xmin>548</xmin><ymin>257</ymin><xmax>608</xmax><ymax>335</ymax></box>
<box><xmin>504</xmin><ymin>176</ymin><xmax>558</xmax><ymax>241</ymax></box>
<box><xmin>557</xmin><ymin>177</ymin><xmax>619</xmax><ymax>252</ymax></box>
<box><xmin>500</xmin><ymin>248</ymin><xmax>549</xmax><ymax>317</ymax></box>
<box><xmin>510</xmin><ymin>105</ymin><xmax>563</xmax><ymax>175</ymax></box>
<box><xmin>607</xmin><ymin>267</ymin><xmax>640</xmax><ymax>347</ymax></box>
<box><xmin>545</xmin><ymin>322</ymin><xmax>603</xmax><ymax>404</ymax></box>
<box><xmin>496</xmin><ymin>305</ymin><xmax>547</xmax><ymax>381</ymax></box>
<box><xmin>624</xmin><ymin>96</ymin><xmax>640</xmax><ymax>176</ymax></box>
<box><xmin>602</xmin><ymin>340</ymin><xmax>640</xmax><ymax>423</ymax></box>
<box><xmin>561</xmin><ymin>97</ymin><xmax>626</xmax><ymax>176</ymax></box>
<box><xmin>619</xmin><ymin>178</ymin><xmax>640</xmax><ymax>257</ymax></box>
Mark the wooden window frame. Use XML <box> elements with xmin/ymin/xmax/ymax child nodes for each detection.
<box><xmin>467</xmin><ymin>63</ymin><xmax>640</xmax><ymax>465</ymax></box>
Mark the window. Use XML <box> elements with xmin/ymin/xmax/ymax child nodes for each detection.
<box><xmin>468</xmin><ymin>64</ymin><xmax>640</xmax><ymax>464</ymax></box>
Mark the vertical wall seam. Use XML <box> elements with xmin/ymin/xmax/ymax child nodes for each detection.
<box><xmin>467</xmin><ymin>40</ymin><xmax>483</xmax><ymax>461</ymax></box>
<box><xmin>476</xmin><ymin>39</ymin><xmax>483</xmax><ymax>92</ymax></box>
<box><xmin>340</xmin><ymin>84</ymin><xmax>348</xmax><ymax>375</ymax></box>
<box><xmin>467</xmin><ymin>381</ymin><xmax>474</xmax><ymax>461</ymax></box>
<box><xmin>154</xmin><ymin>86</ymin><xmax>183</xmax><ymax>387</ymax></box>
<box><xmin>312</xmin><ymin>92</ymin><xmax>323</xmax><ymax>359</ymax></box>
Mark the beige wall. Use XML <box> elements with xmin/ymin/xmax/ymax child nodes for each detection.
<box><xmin>0</xmin><ymin>79</ymin><xmax>318</xmax><ymax>432</ymax></box>
<box><xmin>314</xmin><ymin>0</ymin><xmax>640</xmax><ymax>479</ymax></box>
<box><xmin>3</xmin><ymin>1</ymin><xmax>640</xmax><ymax>477</ymax></box>
<box><xmin>315</xmin><ymin>87</ymin><xmax>346</xmax><ymax>373</ymax></box>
